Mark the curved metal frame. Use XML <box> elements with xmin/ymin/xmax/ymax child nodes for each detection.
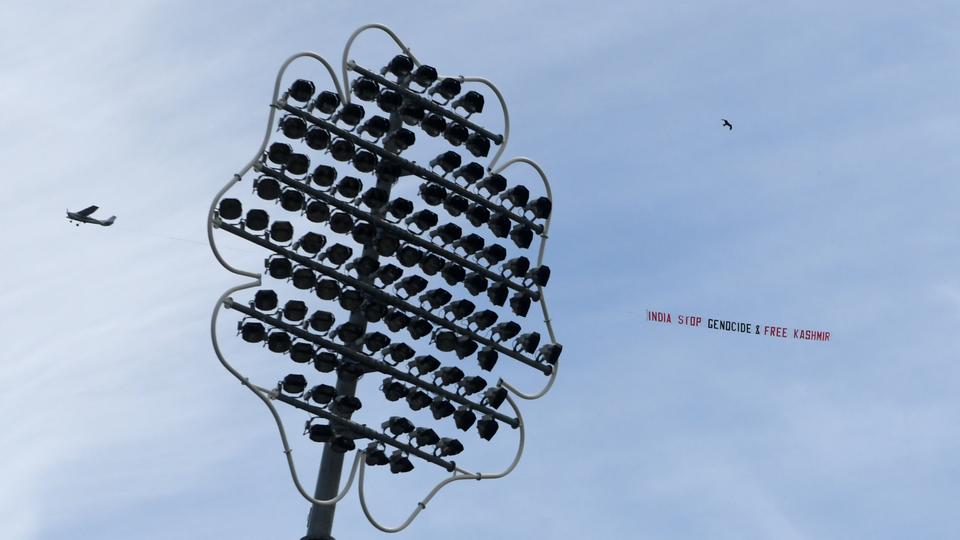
<box><xmin>208</xmin><ymin>24</ymin><xmax>561</xmax><ymax>532</ymax></box>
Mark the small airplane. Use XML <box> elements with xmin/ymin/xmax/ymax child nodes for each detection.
<box><xmin>721</xmin><ymin>119</ymin><xmax>733</xmax><ymax>130</ymax></box>
<box><xmin>67</xmin><ymin>205</ymin><xmax>116</xmax><ymax>227</ymax></box>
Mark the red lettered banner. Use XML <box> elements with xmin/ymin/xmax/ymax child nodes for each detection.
<box><xmin>646</xmin><ymin>310</ymin><xmax>831</xmax><ymax>342</ymax></box>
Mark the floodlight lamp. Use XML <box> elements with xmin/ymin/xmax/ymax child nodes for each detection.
<box><xmin>376</xmin><ymin>89</ymin><xmax>403</xmax><ymax>113</ymax></box>
<box><xmin>465</xmin><ymin>133</ymin><xmax>491</xmax><ymax>158</ymax></box>
<box><xmin>346</xmin><ymin>253</ymin><xmax>379</xmax><ymax>276</ymax></box>
<box><xmin>463</xmin><ymin>272</ymin><xmax>488</xmax><ymax>295</ymax></box>
<box><xmin>363</xmin><ymin>331</ymin><xmax>391</xmax><ymax>353</ymax></box>
<box><xmin>314</xmin><ymin>90</ymin><xmax>341</xmax><ymax>115</ymax></box>
<box><xmin>467</xmin><ymin>309</ymin><xmax>498</xmax><ymax>330</ymax></box>
<box><xmin>395</xmin><ymin>275</ymin><xmax>428</xmax><ymax>298</ymax></box>
<box><xmin>281</xmin><ymin>374</ymin><xmax>308</xmax><ymax>394</ymax></box>
<box><xmin>420</xmin><ymin>288</ymin><xmax>452</xmax><ymax>310</ymax></box>
<box><xmin>309</xmin><ymin>384</ymin><xmax>337</xmax><ymax>405</ymax></box>
<box><xmin>374</xmin><ymin>263</ymin><xmax>404</xmax><ymax>286</ymax></box>
<box><xmin>418</xmin><ymin>253</ymin><xmax>446</xmax><ymax>276</ymax></box>
<box><xmin>279</xmin><ymin>189</ymin><xmax>305</xmax><ymax>211</ymax></box>
<box><xmin>337</xmin><ymin>360</ymin><xmax>367</xmax><ymax>381</ymax></box>
<box><xmin>477</xmin><ymin>174</ymin><xmax>507</xmax><ymax>196</ymax></box>
<box><xmin>405</xmin><ymin>209</ymin><xmax>438</xmax><ymax>233</ymax></box>
<box><xmin>330</xmin><ymin>436</ymin><xmax>356</xmax><ymax>453</ymax></box>
<box><xmin>499</xmin><ymin>185</ymin><xmax>529</xmax><ymax>208</ymax></box>
<box><xmin>296</xmin><ymin>231</ymin><xmax>326</xmax><ymax>254</ymax></box>
<box><xmin>336</xmin><ymin>322</ymin><xmax>364</xmax><ymax>343</ymax></box>
<box><xmin>382</xmin><ymin>415</ymin><xmax>416</xmax><ymax>436</ymax></box>
<box><xmin>289</xmin><ymin>342</ymin><xmax>314</xmax><ymax>363</ymax></box>
<box><xmin>311</xmin><ymin>164</ymin><xmax>337</xmax><ymax>187</ymax></box>
<box><xmin>280</xmin><ymin>115</ymin><xmax>308</xmax><ymax>139</ymax></box>
<box><xmin>325</xmin><ymin>213</ymin><xmax>354</xmax><ymax>235</ymax></box>
<box><xmin>330</xmin><ymin>139</ymin><xmax>356</xmax><ymax>162</ymax></box>
<box><xmin>526</xmin><ymin>197</ymin><xmax>552</xmax><ymax>220</ymax></box>
<box><xmin>309</xmin><ymin>310</ymin><xmax>336</xmax><ymax>333</ymax></box>
<box><xmin>453</xmin><ymin>163</ymin><xmax>484</xmax><ymax>186</ymax></box>
<box><xmin>384</xmin><ymin>128</ymin><xmax>416</xmax><ymax>153</ymax></box>
<box><xmin>283</xmin><ymin>300</ymin><xmax>308</xmax><ymax>321</ymax></box>
<box><xmin>455</xmin><ymin>233</ymin><xmax>485</xmax><ymax>255</ymax></box>
<box><xmin>443</xmin><ymin>195</ymin><xmax>470</xmax><ymax>217</ymax></box>
<box><xmin>453</xmin><ymin>407</ymin><xmax>477</xmax><ymax>431</ymax></box>
<box><xmin>323</xmin><ymin>243</ymin><xmax>353</xmax><ymax>266</ymax></box>
<box><xmin>477</xmin><ymin>346</ymin><xmax>498</xmax><ymax>371</ymax></box>
<box><xmin>410</xmin><ymin>354</ymin><xmax>441</xmax><ymax>375</ymax></box>
<box><xmin>514</xmin><ymin>332</ymin><xmax>541</xmax><ymax>353</ymax></box>
<box><xmin>436</xmin><ymin>366</ymin><xmax>464</xmax><ymax>386</ymax></box>
<box><xmin>452</xmin><ymin>90</ymin><xmax>484</xmax><ymax>115</ymax></box>
<box><xmin>218</xmin><ymin>198</ymin><xmax>242</xmax><ymax>220</ymax></box>
<box><xmin>477</xmin><ymin>244</ymin><xmax>507</xmax><ymax>266</ymax></box>
<box><xmin>412</xmin><ymin>64</ymin><xmax>438</xmax><ymax>88</ymax></box>
<box><xmin>419</xmin><ymin>183</ymin><xmax>447</xmax><ymax>206</ymax></box>
<box><xmin>399</xmin><ymin>105</ymin><xmax>425</xmax><ymax>126</ymax></box>
<box><xmin>443</xmin><ymin>124</ymin><xmax>469</xmax><ymax>146</ymax></box>
<box><xmin>459</xmin><ymin>376</ymin><xmax>487</xmax><ymax>395</ymax></box>
<box><xmin>501</xmin><ymin>256</ymin><xmax>530</xmax><ymax>278</ymax></box>
<box><xmin>443</xmin><ymin>299</ymin><xmax>475</xmax><ymax>320</ymax></box>
<box><xmin>389</xmin><ymin>451</ymin><xmax>414</xmax><ymax>474</ymax></box>
<box><xmin>337</xmin><ymin>176</ymin><xmax>363</xmax><ymax>199</ymax></box>
<box><xmin>454</xmin><ymin>336</ymin><xmax>478</xmax><ymax>359</ymax></box>
<box><xmin>267</xmin><ymin>331</ymin><xmax>292</xmax><ymax>353</ymax></box>
<box><xmin>254</xmin><ymin>289</ymin><xmax>278</xmax><ymax>311</ymax></box>
<box><xmin>526</xmin><ymin>265</ymin><xmax>551</xmax><ymax>287</ymax></box>
<box><xmin>332</xmin><ymin>395</ymin><xmax>363</xmax><ymax>415</ymax></box>
<box><xmin>353</xmin><ymin>150</ymin><xmax>378</xmax><ymax>173</ymax></box>
<box><xmin>384</xmin><ymin>310</ymin><xmax>411</xmax><ymax>333</ymax></box>
<box><xmin>436</xmin><ymin>438</ymin><xmax>464</xmax><ymax>457</ymax></box>
<box><xmin>538</xmin><ymin>343</ymin><xmax>562</xmax><ymax>365</ymax></box>
<box><xmin>364</xmin><ymin>443</ymin><xmax>389</xmax><ymax>466</ymax></box>
<box><xmin>268</xmin><ymin>142</ymin><xmax>293</xmax><ymax>164</ymax></box>
<box><xmin>510</xmin><ymin>225</ymin><xmax>534</xmax><ymax>249</ymax></box>
<box><xmin>374</xmin><ymin>231</ymin><xmax>400</xmax><ymax>257</ymax></box>
<box><xmin>286</xmin><ymin>153</ymin><xmax>310</xmax><ymax>175</ymax></box>
<box><xmin>383</xmin><ymin>342</ymin><xmax>415</xmax><ymax>363</ymax></box>
<box><xmin>477</xmin><ymin>415</ymin><xmax>499</xmax><ymax>441</ymax></box>
<box><xmin>431</xmin><ymin>151</ymin><xmax>461</xmax><ymax>174</ymax></box>
<box><xmin>315</xmin><ymin>278</ymin><xmax>341</xmax><ymax>300</ymax></box>
<box><xmin>509</xmin><ymin>293</ymin><xmax>531</xmax><ymax>317</ymax></box>
<box><xmin>288</xmin><ymin>79</ymin><xmax>315</xmax><ymax>102</ymax></box>
<box><xmin>304</xmin><ymin>126</ymin><xmax>330</xmax><ymax>150</ymax></box>
<box><xmin>407</xmin><ymin>317</ymin><xmax>433</xmax><ymax>340</ymax></box>
<box><xmin>441</xmin><ymin>263</ymin><xmax>466</xmax><ymax>286</ymax></box>
<box><xmin>308</xmin><ymin>424</ymin><xmax>334</xmax><ymax>443</ymax></box>
<box><xmin>293</xmin><ymin>267</ymin><xmax>317</xmax><ymax>289</ymax></box>
<box><xmin>254</xmin><ymin>177</ymin><xmax>281</xmax><ymax>200</ymax></box>
<box><xmin>267</xmin><ymin>256</ymin><xmax>293</xmax><ymax>279</ymax></box>
<box><xmin>487</xmin><ymin>213</ymin><xmax>511</xmax><ymax>238</ymax></box>
<box><xmin>412</xmin><ymin>427</ymin><xmax>440</xmax><ymax>447</ymax></box>
<box><xmin>421</xmin><ymin>114</ymin><xmax>446</xmax><ymax>137</ymax></box>
<box><xmin>240</xmin><ymin>321</ymin><xmax>266</xmax><ymax>343</ymax></box>
<box><xmin>352</xmin><ymin>77</ymin><xmax>380</xmax><ymax>101</ymax></box>
<box><xmin>314</xmin><ymin>351</ymin><xmax>339</xmax><ymax>373</ymax></box>
<box><xmin>491</xmin><ymin>321</ymin><xmax>521</xmax><ymax>342</ymax></box>
<box><xmin>387</xmin><ymin>197</ymin><xmax>414</xmax><ymax>221</ymax></box>
<box><xmin>430</xmin><ymin>222</ymin><xmax>462</xmax><ymax>245</ymax></box>
<box><xmin>433</xmin><ymin>330</ymin><xmax>458</xmax><ymax>352</ymax></box>
<box><xmin>361</xmin><ymin>115</ymin><xmax>390</xmax><ymax>139</ymax></box>
<box><xmin>430</xmin><ymin>77</ymin><xmax>461</xmax><ymax>101</ymax></box>
<box><xmin>465</xmin><ymin>204</ymin><xmax>491</xmax><ymax>227</ymax></box>
<box><xmin>385</xmin><ymin>54</ymin><xmax>415</xmax><ymax>78</ymax></box>
<box><xmin>361</xmin><ymin>187</ymin><xmax>389</xmax><ymax>210</ymax></box>
<box><xmin>361</xmin><ymin>299</ymin><xmax>388</xmax><ymax>322</ymax></box>
<box><xmin>338</xmin><ymin>288</ymin><xmax>364</xmax><ymax>311</ymax></box>
<box><xmin>338</xmin><ymin>103</ymin><xmax>365</xmax><ymax>126</ymax></box>
<box><xmin>406</xmin><ymin>389</ymin><xmax>433</xmax><ymax>411</ymax></box>
<box><xmin>430</xmin><ymin>399</ymin><xmax>455</xmax><ymax>420</ymax></box>
<box><xmin>382</xmin><ymin>380</ymin><xmax>409</xmax><ymax>402</ymax></box>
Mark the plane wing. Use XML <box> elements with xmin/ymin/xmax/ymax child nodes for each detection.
<box><xmin>77</xmin><ymin>205</ymin><xmax>99</xmax><ymax>217</ymax></box>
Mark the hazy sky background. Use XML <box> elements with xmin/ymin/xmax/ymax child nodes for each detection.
<box><xmin>2</xmin><ymin>1</ymin><xmax>959</xmax><ymax>539</ymax></box>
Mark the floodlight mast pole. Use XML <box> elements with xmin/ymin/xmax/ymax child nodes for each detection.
<box><xmin>303</xmin><ymin>112</ymin><xmax>403</xmax><ymax>540</ymax></box>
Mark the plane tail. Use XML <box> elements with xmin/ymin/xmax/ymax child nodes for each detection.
<box><xmin>103</xmin><ymin>216</ymin><xmax>116</xmax><ymax>226</ymax></box>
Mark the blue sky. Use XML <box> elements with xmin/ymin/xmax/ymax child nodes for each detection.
<box><xmin>1</xmin><ymin>1</ymin><xmax>959</xmax><ymax>539</ymax></box>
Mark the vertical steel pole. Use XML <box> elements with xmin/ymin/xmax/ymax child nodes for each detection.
<box><xmin>303</xmin><ymin>111</ymin><xmax>403</xmax><ymax>540</ymax></box>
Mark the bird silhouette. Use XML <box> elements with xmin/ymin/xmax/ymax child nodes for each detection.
<box><xmin>721</xmin><ymin>119</ymin><xmax>733</xmax><ymax>130</ymax></box>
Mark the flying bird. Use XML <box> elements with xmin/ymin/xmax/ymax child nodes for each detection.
<box><xmin>721</xmin><ymin>119</ymin><xmax>733</xmax><ymax>130</ymax></box>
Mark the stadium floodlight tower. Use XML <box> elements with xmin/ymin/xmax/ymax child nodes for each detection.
<box><xmin>208</xmin><ymin>24</ymin><xmax>562</xmax><ymax>539</ymax></box>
